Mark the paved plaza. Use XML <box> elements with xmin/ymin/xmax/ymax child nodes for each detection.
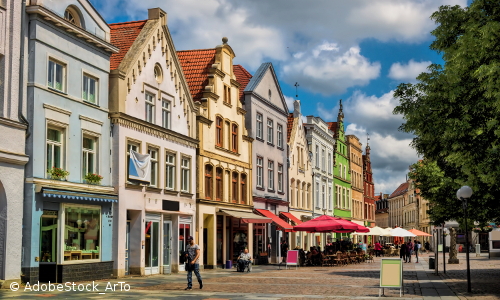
<box><xmin>0</xmin><ymin>253</ymin><xmax>498</xmax><ymax>300</ymax></box>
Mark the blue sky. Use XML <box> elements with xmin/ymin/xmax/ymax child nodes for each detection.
<box><xmin>91</xmin><ymin>0</ymin><xmax>469</xmax><ymax>194</ymax></box>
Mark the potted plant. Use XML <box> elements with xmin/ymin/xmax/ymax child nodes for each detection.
<box><xmin>47</xmin><ymin>167</ymin><xmax>69</xmax><ymax>180</ymax></box>
<box><xmin>84</xmin><ymin>173</ymin><xmax>103</xmax><ymax>185</ymax></box>
<box><xmin>472</xmin><ymin>227</ymin><xmax>482</xmax><ymax>233</ymax></box>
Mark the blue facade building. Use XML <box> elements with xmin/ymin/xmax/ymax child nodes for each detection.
<box><xmin>22</xmin><ymin>0</ymin><xmax>118</xmax><ymax>283</ymax></box>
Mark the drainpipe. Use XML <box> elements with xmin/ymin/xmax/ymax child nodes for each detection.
<box><xmin>19</xmin><ymin>0</ymin><xmax>30</xmax><ymax>138</ymax></box>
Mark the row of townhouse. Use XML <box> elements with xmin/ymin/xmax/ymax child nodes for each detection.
<box><xmin>0</xmin><ymin>0</ymin><xmax>378</xmax><ymax>284</ymax></box>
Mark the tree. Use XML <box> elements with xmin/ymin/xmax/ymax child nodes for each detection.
<box><xmin>394</xmin><ymin>0</ymin><xmax>500</xmax><ymax>224</ymax></box>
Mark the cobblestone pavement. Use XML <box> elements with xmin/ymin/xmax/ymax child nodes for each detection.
<box><xmin>0</xmin><ymin>253</ymin><xmax>498</xmax><ymax>299</ymax></box>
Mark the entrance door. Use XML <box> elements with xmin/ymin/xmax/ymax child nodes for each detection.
<box><xmin>125</xmin><ymin>221</ymin><xmax>130</xmax><ymax>275</ymax></box>
<box><xmin>162</xmin><ymin>221</ymin><xmax>172</xmax><ymax>274</ymax></box>
<box><xmin>145</xmin><ymin>220</ymin><xmax>160</xmax><ymax>275</ymax></box>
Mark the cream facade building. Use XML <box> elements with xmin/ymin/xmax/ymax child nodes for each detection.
<box><xmin>178</xmin><ymin>38</ymin><xmax>268</xmax><ymax>269</ymax></box>
<box><xmin>287</xmin><ymin>100</ymin><xmax>313</xmax><ymax>250</ymax></box>
<box><xmin>109</xmin><ymin>9</ymin><xmax>198</xmax><ymax>276</ymax></box>
<box><xmin>388</xmin><ymin>182</ymin><xmax>408</xmax><ymax>228</ymax></box>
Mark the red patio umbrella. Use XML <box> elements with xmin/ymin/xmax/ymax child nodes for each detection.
<box><xmin>293</xmin><ymin>215</ymin><xmax>369</xmax><ymax>233</ymax></box>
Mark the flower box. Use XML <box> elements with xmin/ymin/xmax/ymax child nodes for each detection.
<box><xmin>47</xmin><ymin>167</ymin><xmax>69</xmax><ymax>180</ymax></box>
<box><xmin>84</xmin><ymin>173</ymin><xmax>103</xmax><ymax>185</ymax></box>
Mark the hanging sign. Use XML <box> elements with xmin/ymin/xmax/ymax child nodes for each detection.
<box><xmin>128</xmin><ymin>150</ymin><xmax>151</xmax><ymax>183</ymax></box>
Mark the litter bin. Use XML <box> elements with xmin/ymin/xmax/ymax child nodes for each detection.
<box><xmin>429</xmin><ymin>257</ymin><xmax>435</xmax><ymax>269</ymax></box>
<box><xmin>225</xmin><ymin>260</ymin><xmax>233</xmax><ymax>269</ymax></box>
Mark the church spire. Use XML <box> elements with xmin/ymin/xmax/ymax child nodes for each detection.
<box><xmin>338</xmin><ymin>99</ymin><xmax>344</xmax><ymax>122</ymax></box>
<box><xmin>365</xmin><ymin>132</ymin><xmax>371</xmax><ymax>157</ymax></box>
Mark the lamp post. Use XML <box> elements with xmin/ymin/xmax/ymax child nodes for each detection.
<box><xmin>457</xmin><ymin>186</ymin><xmax>473</xmax><ymax>293</ymax></box>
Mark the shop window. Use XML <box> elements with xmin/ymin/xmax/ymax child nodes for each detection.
<box><xmin>179</xmin><ymin>223</ymin><xmax>191</xmax><ymax>261</ymax></box>
<box><xmin>205</xmin><ymin>165</ymin><xmax>213</xmax><ymax>199</ymax></box>
<box><xmin>63</xmin><ymin>205</ymin><xmax>100</xmax><ymax>261</ymax></box>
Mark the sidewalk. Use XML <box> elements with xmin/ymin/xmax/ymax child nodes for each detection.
<box><xmin>0</xmin><ymin>252</ymin><xmax>497</xmax><ymax>299</ymax></box>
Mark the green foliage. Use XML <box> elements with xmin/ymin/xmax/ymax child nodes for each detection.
<box><xmin>394</xmin><ymin>0</ymin><xmax>500</xmax><ymax>225</ymax></box>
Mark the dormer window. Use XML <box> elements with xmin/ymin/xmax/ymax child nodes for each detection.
<box><xmin>64</xmin><ymin>6</ymin><xmax>84</xmax><ymax>28</ymax></box>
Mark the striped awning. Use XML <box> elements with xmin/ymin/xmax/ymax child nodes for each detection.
<box><xmin>42</xmin><ymin>189</ymin><xmax>117</xmax><ymax>203</ymax></box>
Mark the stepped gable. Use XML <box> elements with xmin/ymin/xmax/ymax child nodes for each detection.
<box><xmin>109</xmin><ymin>20</ymin><xmax>148</xmax><ymax>70</ymax></box>
<box><xmin>233</xmin><ymin>64</ymin><xmax>252</xmax><ymax>102</ymax></box>
<box><xmin>177</xmin><ymin>49</ymin><xmax>217</xmax><ymax>102</ymax></box>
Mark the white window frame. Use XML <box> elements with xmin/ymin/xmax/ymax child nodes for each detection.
<box><xmin>315</xmin><ymin>182</ymin><xmax>319</xmax><ymax>208</ymax></box>
<box><xmin>267</xmin><ymin>119</ymin><xmax>274</xmax><ymax>144</ymax></box>
<box><xmin>256</xmin><ymin>156</ymin><xmax>263</xmax><ymax>187</ymax></box>
<box><xmin>328</xmin><ymin>153</ymin><xmax>331</xmax><ymax>174</ymax></box>
<box><xmin>256</xmin><ymin>113</ymin><xmax>263</xmax><ymax>139</ymax></box>
<box><xmin>46</xmin><ymin>126</ymin><xmax>65</xmax><ymax>175</ymax></box>
<box><xmin>321</xmin><ymin>148</ymin><xmax>325</xmax><ymax>172</ymax></box>
<box><xmin>48</xmin><ymin>58</ymin><xmax>66</xmax><ymax>92</ymax></box>
<box><xmin>322</xmin><ymin>184</ymin><xmax>326</xmax><ymax>208</ymax></box>
<box><xmin>82</xmin><ymin>74</ymin><xmax>98</xmax><ymax>104</ymax></box>
<box><xmin>315</xmin><ymin>145</ymin><xmax>319</xmax><ymax>168</ymax></box>
<box><xmin>181</xmin><ymin>157</ymin><xmax>190</xmax><ymax>192</ymax></box>
<box><xmin>328</xmin><ymin>186</ymin><xmax>332</xmax><ymax>210</ymax></box>
<box><xmin>162</xmin><ymin>99</ymin><xmax>171</xmax><ymax>129</ymax></box>
<box><xmin>277</xmin><ymin>164</ymin><xmax>283</xmax><ymax>193</ymax></box>
<box><xmin>145</xmin><ymin>93</ymin><xmax>155</xmax><ymax>123</ymax></box>
<box><xmin>277</xmin><ymin>124</ymin><xmax>283</xmax><ymax>148</ymax></box>
<box><xmin>268</xmin><ymin>160</ymin><xmax>274</xmax><ymax>190</ymax></box>
<box><xmin>82</xmin><ymin>134</ymin><xmax>98</xmax><ymax>181</ymax></box>
<box><xmin>148</xmin><ymin>147</ymin><xmax>159</xmax><ymax>187</ymax></box>
<box><xmin>165</xmin><ymin>152</ymin><xmax>176</xmax><ymax>190</ymax></box>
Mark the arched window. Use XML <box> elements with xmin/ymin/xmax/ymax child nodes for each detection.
<box><xmin>231</xmin><ymin>172</ymin><xmax>238</xmax><ymax>203</ymax></box>
<box><xmin>64</xmin><ymin>6</ymin><xmax>84</xmax><ymax>28</ymax></box>
<box><xmin>240</xmin><ymin>174</ymin><xmax>246</xmax><ymax>204</ymax></box>
<box><xmin>231</xmin><ymin>124</ymin><xmax>238</xmax><ymax>152</ymax></box>
<box><xmin>205</xmin><ymin>165</ymin><xmax>213</xmax><ymax>200</ymax></box>
<box><xmin>216</xmin><ymin>167</ymin><xmax>223</xmax><ymax>201</ymax></box>
<box><xmin>216</xmin><ymin>117</ymin><xmax>223</xmax><ymax>147</ymax></box>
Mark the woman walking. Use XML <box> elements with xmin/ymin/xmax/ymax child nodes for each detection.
<box><xmin>400</xmin><ymin>242</ymin><xmax>408</xmax><ymax>262</ymax></box>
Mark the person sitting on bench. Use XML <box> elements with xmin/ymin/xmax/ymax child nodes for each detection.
<box><xmin>237</xmin><ymin>248</ymin><xmax>252</xmax><ymax>272</ymax></box>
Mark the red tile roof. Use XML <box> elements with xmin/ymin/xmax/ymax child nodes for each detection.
<box><xmin>327</xmin><ymin>122</ymin><xmax>337</xmax><ymax>136</ymax></box>
<box><xmin>287</xmin><ymin>113</ymin><xmax>294</xmax><ymax>142</ymax></box>
<box><xmin>109</xmin><ymin>20</ymin><xmax>148</xmax><ymax>70</ymax></box>
<box><xmin>177</xmin><ymin>49</ymin><xmax>217</xmax><ymax>102</ymax></box>
<box><xmin>233</xmin><ymin>65</ymin><xmax>252</xmax><ymax>102</ymax></box>
<box><xmin>389</xmin><ymin>182</ymin><xmax>409</xmax><ymax>198</ymax></box>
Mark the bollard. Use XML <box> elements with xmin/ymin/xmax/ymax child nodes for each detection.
<box><xmin>476</xmin><ymin>244</ymin><xmax>481</xmax><ymax>257</ymax></box>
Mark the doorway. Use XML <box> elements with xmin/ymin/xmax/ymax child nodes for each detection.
<box><xmin>163</xmin><ymin>221</ymin><xmax>172</xmax><ymax>274</ymax></box>
<box><xmin>144</xmin><ymin>218</ymin><xmax>160</xmax><ymax>275</ymax></box>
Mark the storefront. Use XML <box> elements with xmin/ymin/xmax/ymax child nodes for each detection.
<box><xmin>255</xmin><ymin>209</ymin><xmax>293</xmax><ymax>263</ymax></box>
<box><xmin>37</xmin><ymin>188</ymin><xmax>116</xmax><ymax>283</ymax></box>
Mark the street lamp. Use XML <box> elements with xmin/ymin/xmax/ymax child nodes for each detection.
<box><xmin>457</xmin><ymin>185</ymin><xmax>473</xmax><ymax>293</ymax></box>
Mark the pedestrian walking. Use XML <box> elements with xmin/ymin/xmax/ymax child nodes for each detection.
<box><xmin>374</xmin><ymin>241</ymin><xmax>382</xmax><ymax>257</ymax></box>
<box><xmin>406</xmin><ymin>241</ymin><xmax>412</xmax><ymax>263</ymax></box>
<box><xmin>184</xmin><ymin>236</ymin><xmax>203</xmax><ymax>290</ymax></box>
<box><xmin>425</xmin><ymin>241</ymin><xmax>430</xmax><ymax>254</ymax></box>
<box><xmin>414</xmin><ymin>241</ymin><xmax>420</xmax><ymax>263</ymax></box>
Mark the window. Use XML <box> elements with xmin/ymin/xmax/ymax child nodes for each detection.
<box><xmin>205</xmin><ymin>165</ymin><xmax>213</xmax><ymax>199</ymax></box>
<box><xmin>127</xmin><ymin>143</ymin><xmax>139</xmax><ymax>182</ymax></box>
<box><xmin>267</xmin><ymin>119</ymin><xmax>273</xmax><ymax>144</ymax></box>
<box><xmin>315</xmin><ymin>182</ymin><xmax>319</xmax><ymax>207</ymax></box>
<box><xmin>181</xmin><ymin>157</ymin><xmax>190</xmax><ymax>192</ymax></box>
<box><xmin>224</xmin><ymin>85</ymin><xmax>231</xmax><ymax>105</ymax></box>
<box><xmin>277</xmin><ymin>124</ymin><xmax>283</xmax><ymax>148</ymax></box>
<box><xmin>241</xmin><ymin>174</ymin><xmax>247</xmax><ymax>204</ymax></box>
<box><xmin>232</xmin><ymin>172</ymin><xmax>238</xmax><ymax>203</ymax></box>
<box><xmin>63</xmin><ymin>204</ymin><xmax>100</xmax><ymax>261</ymax></box>
<box><xmin>315</xmin><ymin>145</ymin><xmax>319</xmax><ymax>167</ymax></box>
<box><xmin>344</xmin><ymin>166</ymin><xmax>347</xmax><ymax>179</ymax></box>
<box><xmin>328</xmin><ymin>186</ymin><xmax>332</xmax><ymax>209</ymax></box>
<box><xmin>256</xmin><ymin>113</ymin><xmax>263</xmax><ymax>140</ymax></box>
<box><xmin>322</xmin><ymin>184</ymin><xmax>325</xmax><ymax>208</ymax></box>
<box><xmin>145</xmin><ymin>93</ymin><xmax>155</xmax><ymax>123</ymax></box>
<box><xmin>148</xmin><ymin>148</ymin><xmax>158</xmax><ymax>187</ymax></box>
<box><xmin>82</xmin><ymin>75</ymin><xmax>98</xmax><ymax>104</ymax></box>
<box><xmin>216</xmin><ymin>167</ymin><xmax>223</xmax><ymax>200</ymax></box>
<box><xmin>268</xmin><ymin>89</ymin><xmax>271</xmax><ymax>101</ymax></box>
<box><xmin>48</xmin><ymin>60</ymin><xmax>65</xmax><ymax>91</ymax></box>
<box><xmin>64</xmin><ymin>7</ymin><xmax>82</xmax><ymax>27</ymax></box>
<box><xmin>321</xmin><ymin>149</ymin><xmax>325</xmax><ymax>172</ymax></box>
<box><xmin>47</xmin><ymin>127</ymin><xmax>63</xmax><ymax>174</ymax></box>
<box><xmin>154</xmin><ymin>64</ymin><xmax>163</xmax><ymax>83</ymax></box>
<box><xmin>231</xmin><ymin>124</ymin><xmax>238</xmax><ymax>152</ymax></box>
<box><xmin>82</xmin><ymin>136</ymin><xmax>97</xmax><ymax>180</ymax></box>
<box><xmin>268</xmin><ymin>160</ymin><xmax>274</xmax><ymax>190</ymax></box>
<box><xmin>40</xmin><ymin>212</ymin><xmax>58</xmax><ymax>262</ymax></box>
<box><xmin>328</xmin><ymin>153</ymin><xmax>331</xmax><ymax>174</ymax></box>
<box><xmin>165</xmin><ymin>152</ymin><xmax>175</xmax><ymax>190</ymax></box>
<box><xmin>278</xmin><ymin>164</ymin><xmax>283</xmax><ymax>193</ymax></box>
<box><xmin>162</xmin><ymin>100</ymin><xmax>171</xmax><ymax>129</ymax></box>
<box><xmin>216</xmin><ymin>117</ymin><xmax>223</xmax><ymax>147</ymax></box>
<box><xmin>256</xmin><ymin>157</ymin><xmax>263</xmax><ymax>188</ymax></box>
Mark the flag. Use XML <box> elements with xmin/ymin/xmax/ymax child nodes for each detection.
<box><xmin>128</xmin><ymin>150</ymin><xmax>151</xmax><ymax>183</ymax></box>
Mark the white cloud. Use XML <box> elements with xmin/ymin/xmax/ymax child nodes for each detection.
<box><xmin>388</xmin><ymin>59</ymin><xmax>431</xmax><ymax>83</ymax></box>
<box><xmin>284</xmin><ymin>95</ymin><xmax>295</xmax><ymax>112</ymax></box>
<box><xmin>283</xmin><ymin>43</ymin><xmax>381</xmax><ymax>95</ymax></box>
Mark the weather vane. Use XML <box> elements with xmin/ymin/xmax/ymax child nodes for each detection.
<box><xmin>367</xmin><ymin>132</ymin><xmax>370</xmax><ymax>145</ymax></box>
<box><xmin>294</xmin><ymin>82</ymin><xmax>299</xmax><ymax>99</ymax></box>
